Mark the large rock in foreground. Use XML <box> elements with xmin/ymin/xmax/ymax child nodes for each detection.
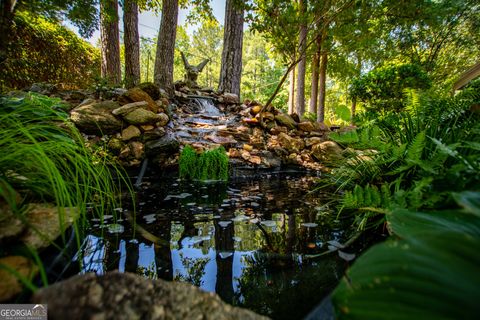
<box><xmin>33</xmin><ymin>271</ymin><xmax>268</xmax><ymax>320</ymax></box>
<box><xmin>70</xmin><ymin>100</ymin><xmax>123</xmax><ymax>135</ymax></box>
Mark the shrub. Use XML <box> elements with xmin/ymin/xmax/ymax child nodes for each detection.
<box><xmin>349</xmin><ymin>64</ymin><xmax>431</xmax><ymax>113</ymax></box>
<box><xmin>0</xmin><ymin>11</ymin><xmax>100</xmax><ymax>91</ymax></box>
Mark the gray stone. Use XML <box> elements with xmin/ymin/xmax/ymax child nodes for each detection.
<box><xmin>20</xmin><ymin>204</ymin><xmax>79</xmax><ymax>249</ymax></box>
<box><xmin>32</xmin><ymin>272</ymin><xmax>268</xmax><ymax>320</ymax></box>
<box><xmin>277</xmin><ymin>132</ymin><xmax>305</xmax><ymax>153</ymax></box>
<box><xmin>118</xmin><ymin>87</ymin><xmax>158</xmax><ymax>112</ymax></box>
<box><xmin>112</xmin><ymin>101</ymin><xmax>149</xmax><ymax>116</ymax></box>
<box><xmin>311</xmin><ymin>141</ymin><xmax>343</xmax><ymax>163</ymax></box>
<box><xmin>143</xmin><ymin>127</ymin><xmax>167</xmax><ymax>142</ymax></box>
<box><xmin>70</xmin><ymin>100</ymin><xmax>123</xmax><ymax>135</ymax></box>
<box><xmin>145</xmin><ymin>134</ymin><xmax>180</xmax><ymax>156</ymax></box>
<box><xmin>121</xmin><ymin>125</ymin><xmax>141</xmax><ymax>141</ymax></box>
<box><xmin>123</xmin><ymin>109</ymin><xmax>163</xmax><ymax>125</ymax></box>
<box><xmin>274</xmin><ymin>113</ymin><xmax>297</xmax><ymax>129</ymax></box>
<box><xmin>155</xmin><ymin>113</ymin><xmax>170</xmax><ymax>127</ymax></box>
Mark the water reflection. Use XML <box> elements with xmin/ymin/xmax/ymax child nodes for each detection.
<box><xmin>78</xmin><ymin>173</ymin><xmax>357</xmax><ymax>320</ymax></box>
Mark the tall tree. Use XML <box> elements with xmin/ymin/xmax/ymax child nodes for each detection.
<box><xmin>309</xmin><ymin>37</ymin><xmax>321</xmax><ymax>114</ymax></box>
<box><xmin>154</xmin><ymin>0</ymin><xmax>179</xmax><ymax>94</ymax></box>
<box><xmin>100</xmin><ymin>0</ymin><xmax>121</xmax><ymax>85</ymax></box>
<box><xmin>288</xmin><ymin>68</ymin><xmax>296</xmax><ymax>114</ymax></box>
<box><xmin>317</xmin><ymin>42</ymin><xmax>328</xmax><ymax>123</ymax></box>
<box><xmin>218</xmin><ymin>0</ymin><xmax>244</xmax><ymax>96</ymax></box>
<box><xmin>123</xmin><ymin>0</ymin><xmax>140</xmax><ymax>88</ymax></box>
<box><xmin>295</xmin><ymin>0</ymin><xmax>307</xmax><ymax>116</ymax></box>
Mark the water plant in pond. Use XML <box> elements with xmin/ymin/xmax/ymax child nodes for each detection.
<box><xmin>179</xmin><ymin>145</ymin><xmax>229</xmax><ymax>181</ymax></box>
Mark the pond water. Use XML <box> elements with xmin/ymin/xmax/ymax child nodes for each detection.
<box><xmin>77</xmin><ymin>171</ymin><xmax>363</xmax><ymax>319</ymax></box>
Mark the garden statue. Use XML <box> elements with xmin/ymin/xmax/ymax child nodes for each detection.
<box><xmin>181</xmin><ymin>52</ymin><xmax>210</xmax><ymax>89</ymax></box>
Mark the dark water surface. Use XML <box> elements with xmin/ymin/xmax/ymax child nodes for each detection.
<box><xmin>78</xmin><ymin>172</ymin><xmax>362</xmax><ymax>319</ymax></box>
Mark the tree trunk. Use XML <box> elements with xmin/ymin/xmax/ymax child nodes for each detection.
<box><xmin>123</xmin><ymin>0</ymin><xmax>140</xmax><ymax>88</ymax></box>
<box><xmin>309</xmin><ymin>39</ymin><xmax>321</xmax><ymax>114</ymax></box>
<box><xmin>218</xmin><ymin>0</ymin><xmax>244</xmax><ymax>97</ymax></box>
<box><xmin>0</xmin><ymin>0</ymin><xmax>17</xmax><ymax>65</ymax></box>
<box><xmin>295</xmin><ymin>0</ymin><xmax>307</xmax><ymax>116</ymax></box>
<box><xmin>154</xmin><ymin>0</ymin><xmax>178</xmax><ymax>95</ymax></box>
<box><xmin>351</xmin><ymin>55</ymin><xmax>361</xmax><ymax>125</ymax></box>
<box><xmin>317</xmin><ymin>51</ymin><xmax>328</xmax><ymax>123</ymax></box>
<box><xmin>100</xmin><ymin>0</ymin><xmax>121</xmax><ymax>85</ymax></box>
<box><xmin>288</xmin><ymin>67</ymin><xmax>295</xmax><ymax>114</ymax></box>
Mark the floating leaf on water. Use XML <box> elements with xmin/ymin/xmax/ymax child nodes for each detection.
<box><xmin>219</xmin><ymin>252</ymin><xmax>233</xmax><ymax>259</ymax></box>
<box><xmin>218</xmin><ymin>221</ymin><xmax>232</xmax><ymax>228</ymax></box>
<box><xmin>301</xmin><ymin>222</ymin><xmax>318</xmax><ymax>228</ymax></box>
<box><xmin>338</xmin><ymin>251</ymin><xmax>356</xmax><ymax>261</ymax></box>
<box><xmin>107</xmin><ymin>224</ymin><xmax>124</xmax><ymax>234</ymax></box>
<box><xmin>232</xmin><ymin>215</ymin><xmax>249</xmax><ymax>222</ymax></box>
<box><xmin>143</xmin><ymin>214</ymin><xmax>156</xmax><ymax>224</ymax></box>
<box><xmin>327</xmin><ymin>240</ymin><xmax>345</xmax><ymax>249</ymax></box>
<box><xmin>328</xmin><ymin>245</ymin><xmax>339</xmax><ymax>252</ymax></box>
<box><xmin>260</xmin><ymin>220</ymin><xmax>276</xmax><ymax>227</ymax></box>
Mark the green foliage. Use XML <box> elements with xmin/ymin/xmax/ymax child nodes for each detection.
<box><xmin>0</xmin><ymin>93</ymin><xmax>124</xmax><ymax>220</ymax></box>
<box><xmin>349</xmin><ymin>64</ymin><xmax>432</xmax><ymax>113</ymax></box>
<box><xmin>333</xmin><ymin>192</ymin><xmax>480</xmax><ymax>319</ymax></box>
<box><xmin>179</xmin><ymin>145</ymin><xmax>229</xmax><ymax>181</ymax></box>
<box><xmin>0</xmin><ymin>11</ymin><xmax>100</xmax><ymax>90</ymax></box>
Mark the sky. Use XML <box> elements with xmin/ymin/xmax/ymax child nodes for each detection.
<box><xmin>66</xmin><ymin>0</ymin><xmax>226</xmax><ymax>45</ymax></box>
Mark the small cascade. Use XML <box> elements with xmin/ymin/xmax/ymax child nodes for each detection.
<box><xmin>193</xmin><ymin>97</ymin><xmax>223</xmax><ymax>117</ymax></box>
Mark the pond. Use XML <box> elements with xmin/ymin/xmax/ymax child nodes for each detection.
<box><xmin>77</xmin><ymin>170</ymin><xmax>367</xmax><ymax>319</ymax></box>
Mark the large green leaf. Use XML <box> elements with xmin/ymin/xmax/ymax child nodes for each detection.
<box><xmin>387</xmin><ymin>208</ymin><xmax>480</xmax><ymax>238</ymax></box>
<box><xmin>332</xmin><ymin>232</ymin><xmax>480</xmax><ymax>319</ymax></box>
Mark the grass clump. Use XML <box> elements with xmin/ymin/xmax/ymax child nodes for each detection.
<box><xmin>179</xmin><ymin>145</ymin><xmax>229</xmax><ymax>181</ymax></box>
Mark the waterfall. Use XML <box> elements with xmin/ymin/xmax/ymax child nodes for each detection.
<box><xmin>194</xmin><ymin>97</ymin><xmax>223</xmax><ymax>117</ymax></box>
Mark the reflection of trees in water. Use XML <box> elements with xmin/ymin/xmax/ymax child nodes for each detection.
<box><xmin>173</xmin><ymin>253</ymin><xmax>210</xmax><ymax>287</ymax></box>
<box><xmin>137</xmin><ymin>262</ymin><xmax>158</xmax><ymax>279</ymax></box>
<box><xmin>214</xmin><ymin>219</ymin><xmax>235</xmax><ymax>303</ymax></box>
<box><xmin>235</xmin><ymin>252</ymin><xmax>345</xmax><ymax>320</ymax></box>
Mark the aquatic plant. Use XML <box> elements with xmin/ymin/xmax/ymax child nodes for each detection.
<box><xmin>179</xmin><ymin>145</ymin><xmax>229</xmax><ymax>181</ymax></box>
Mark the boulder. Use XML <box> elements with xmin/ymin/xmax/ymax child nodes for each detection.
<box><xmin>20</xmin><ymin>204</ymin><xmax>78</xmax><ymax>249</ymax></box>
<box><xmin>274</xmin><ymin>113</ymin><xmax>297</xmax><ymax>129</ymax></box>
<box><xmin>250</xmin><ymin>105</ymin><xmax>262</xmax><ymax>115</ymax></box>
<box><xmin>311</xmin><ymin>141</ymin><xmax>343</xmax><ymax>162</ymax></box>
<box><xmin>118</xmin><ymin>87</ymin><xmax>158</xmax><ymax>112</ymax></box>
<box><xmin>220</xmin><ymin>93</ymin><xmax>240</xmax><ymax>104</ymax></box>
<box><xmin>155</xmin><ymin>113</ymin><xmax>170</xmax><ymax>127</ymax></box>
<box><xmin>0</xmin><ymin>256</ymin><xmax>38</xmax><ymax>302</ymax></box>
<box><xmin>32</xmin><ymin>271</ymin><xmax>268</xmax><ymax>320</ymax></box>
<box><xmin>129</xmin><ymin>141</ymin><xmax>145</xmax><ymax>160</ymax></box>
<box><xmin>145</xmin><ymin>134</ymin><xmax>180</xmax><ymax>156</ymax></box>
<box><xmin>112</xmin><ymin>101</ymin><xmax>149</xmax><ymax>116</ymax></box>
<box><xmin>298</xmin><ymin>121</ymin><xmax>316</xmax><ymax>132</ymax></box>
<box><xmin>305</xmin><ymin>137</ymin><xmax>323</xmax><ymax>147</ymax></box>
<box><xmin>143</xmin><ymin>127</ymin><xmax>167</xmax><ymax>142</ymax></box>
<box><xmin>137</xmin><ymin>82</ymin><xmax>160</xmax><ymax>100</ymax></box>
<box><xmin>123</xmin><ymin>109</ymin><xmax>164</xmax><ymax>125</ymax></box>
<box><xmin>121</xmin><ymin>125</ymin><xmax>141</xmax><ymax>141</ymax></box>
<box><xmin>277</xmin><ymin>132</ymin><xmax>305</xmax><ymax>153</ymax></box>
<box><xmin>70</xmin><ymin>100</ymin><xmax>123</xmax><ymax>135</ymax></box>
